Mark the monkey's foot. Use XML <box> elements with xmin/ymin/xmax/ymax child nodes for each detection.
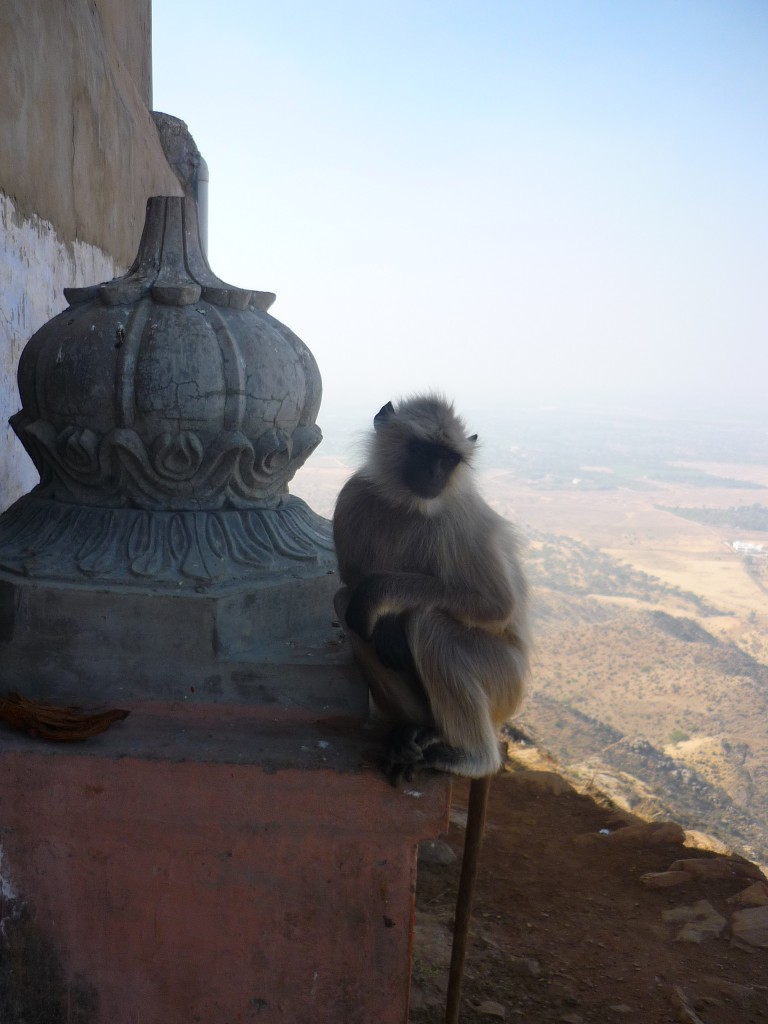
<box><xmin>385</xmin><ymin>724</ymin><xmax>488</xmax><ymax>784</ymax></box>
<box><xmin>385</xmin><ymin>724</ymin><xmax>431</xmax><ymax>785</ymax></box>
<box><xmin>385</xmin><ymin>724</ymin><xmax>455</xmax><ymax>786</ymax></box>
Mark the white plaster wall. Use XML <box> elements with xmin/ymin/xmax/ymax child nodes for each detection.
<box><xmin>0</xmin><ymin>191</ymin><xmax>121</xmax><ymax>511</ymax></box>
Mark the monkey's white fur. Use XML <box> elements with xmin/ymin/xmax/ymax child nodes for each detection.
<box><xmin>333</xmin><ymin>394</ymin><xmax>529</xmax><ymax>779</ymax></box>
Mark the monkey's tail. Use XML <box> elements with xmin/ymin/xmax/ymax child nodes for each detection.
<box><xmin>445</xmin><ymin>773</ymin><xmax>492</xmax><ymax>1024</ymax></box>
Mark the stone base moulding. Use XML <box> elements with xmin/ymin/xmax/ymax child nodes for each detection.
<box><xmin>0</xmin><ymin>567</ymin><xmax>352</xmax><ymax>708</ymax></box>
<box><xmin>0</xmin><ymin>494</ymin><xmax>334</xmax><ymax>587</ymax></box>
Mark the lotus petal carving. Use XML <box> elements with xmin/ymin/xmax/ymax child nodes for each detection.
<box><xmin>152</xmin><ymin>431</ymin><xmax>205</xmax><ymax>480</ymax></box>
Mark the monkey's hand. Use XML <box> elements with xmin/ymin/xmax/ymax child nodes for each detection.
<box><xmin>345</xmin><ymin>571</ymin><xmax>438</xmax><ymax>639</ymax></box>
<box><xmin>371</xmin><ymin>614</ymin><xmax>415</xmax><ymax>673</ymax></box>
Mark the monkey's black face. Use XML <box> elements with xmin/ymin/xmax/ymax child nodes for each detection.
<box><xmin>401</xmin><ymin>439</ymin><xmax>462</xmax><ymax>499</ymax></box>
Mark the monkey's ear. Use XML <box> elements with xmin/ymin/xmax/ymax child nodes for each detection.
<box><xmin>374</xmin><ymin>402</ymin><xmax>395</xmax><ymax>430</ymax></box>
<box><xmin>467</xmin><ymin>433</ymin><xmax>478</xmax><ymax>443</ymax></box>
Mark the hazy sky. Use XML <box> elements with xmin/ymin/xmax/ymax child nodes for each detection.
<box><xmin>152</xmin><ymin>1</ymin><xmax>767</xmax><ymax>422</ymax></box>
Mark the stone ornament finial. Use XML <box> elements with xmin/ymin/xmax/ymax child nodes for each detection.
<box><xmin>0</xmin><ymin>196</ymin><xmax>333</xmax><ymax>587</ymax></box>
<box><xmin>64</xmin><ymin>193</ymin><xmax>270</xmax><ymax>310</ymax></box>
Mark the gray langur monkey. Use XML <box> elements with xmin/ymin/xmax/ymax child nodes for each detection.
<box><xmin>332</xmin><ymin>394</ymin><xmax>529</xmax><ymax>783</ymax></box>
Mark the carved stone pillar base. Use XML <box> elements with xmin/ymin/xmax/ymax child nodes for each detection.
<box><xmin>0</xmin><ymin>493</ymin><xmax>334</xmax><ymax>588</ymax></box>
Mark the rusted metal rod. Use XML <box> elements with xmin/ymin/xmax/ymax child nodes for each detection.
<box><xmin>445</xmin><ymin>773</ymin><xmax>492</xmax><ymax>1024</ymax></box>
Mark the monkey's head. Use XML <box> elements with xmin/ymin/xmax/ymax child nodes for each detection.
<box><xmin>366</xmin><ymin>394</ymin><xmax>478</xmax><ymax>510</ymax></box>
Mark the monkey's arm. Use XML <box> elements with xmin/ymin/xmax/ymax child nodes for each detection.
<box><xmin>344</xmin><ymin>569</ymin><xmax>514</xmax><ymax>640</ymax></box>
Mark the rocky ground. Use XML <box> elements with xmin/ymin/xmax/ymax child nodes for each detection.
<box><xmin>410</xmin><ymin>747</ymin><xmax>768</xmax><ymax>1024</ymax></box>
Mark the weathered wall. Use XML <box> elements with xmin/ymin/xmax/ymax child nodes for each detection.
<box><xmin>0</xmin><ymin>0</ymin><xmax>180</xmax><ymax>262</ymax></box>
<box><xmin>97</xmin><ymin>0</ymin><xmax>154</xmax><ymax>109</ymax></box>
<box><xmin>0</xmin><ymin>195</ymin><xmax>121</xmax><ymax>504</ymax></box>
<box><xmin>0</xmin><ymin>0</ymin><xmax>183</xmax><ymax>509</ymax></box>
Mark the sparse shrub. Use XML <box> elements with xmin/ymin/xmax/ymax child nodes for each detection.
<box><xmin>669</xmin><ymin>728</ymin><xmax>690</xmax><ymax>744</ymax></box>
